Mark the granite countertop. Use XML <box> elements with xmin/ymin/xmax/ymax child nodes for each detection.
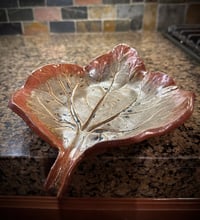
<box><xmin>0</xmin><ymin>32</ymin><xmax>199</xmax><ymax>198</ymax></box>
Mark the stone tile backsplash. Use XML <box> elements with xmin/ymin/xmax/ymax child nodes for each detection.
<box><xmin>7</xmin><ymin>8</ymin><xmax>34</xmax><ymax>21</ymax></box>
<box><xmin>0</xmin><ymin>0</ymin><xmax>199</xmax><ymax>34</ymax></box>
<box><xmin>157</xmin><ymin>4</ymin><xmax>186</xmax><ymax>31</ymax></box>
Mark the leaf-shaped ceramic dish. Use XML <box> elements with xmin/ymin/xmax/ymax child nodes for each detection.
<box><xmin>9</xmin><ymin>44</ymin><xmax>194</xmax><ymax>198</ymax></box>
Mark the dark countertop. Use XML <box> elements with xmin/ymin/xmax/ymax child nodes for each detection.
<box><xmin>0</xmin><ymin>32</ymin><xmax>199</xmax><ymax>197</ymax></box>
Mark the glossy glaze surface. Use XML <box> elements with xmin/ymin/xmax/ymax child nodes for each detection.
<box><xmin>0</xmin><ymin>32</ymin><xmax>200</xmax><ymax>197</ymax></box>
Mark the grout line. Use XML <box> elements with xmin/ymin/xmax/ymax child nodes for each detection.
<box><xmin>5</xmin><ymin>9</ymin><xmax>9</xmax><ymax>22</ymax></box>
<box><xmin>21</xmin><ymin>21</ymin><xmax>24</xmax><ymax>34</ymax></box>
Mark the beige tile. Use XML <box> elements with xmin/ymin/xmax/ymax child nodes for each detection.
<box><xmin>75</xmin><ymin>0</ymin><xmax>102</xmax><ymax>5</ymax></box>
<box><xmin>88</xmin><ymin>5</ymin><xmax>116</xmax><ymax>19</ymax></box>
<box><xmin>143</xmin><ymin>3</ymin><xmax>157</xmax><ymax>31</ymax></box>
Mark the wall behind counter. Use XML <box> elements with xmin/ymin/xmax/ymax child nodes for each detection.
<box><xmin>0</xmin><ymin>0</ymin><xmax>199</xmax><ymax>35</ymax></box>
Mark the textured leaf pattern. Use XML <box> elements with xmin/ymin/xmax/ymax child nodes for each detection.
<box><xmin>9</xmin><ymin>44</ymin><xmax>194</xmax><ymax>198</ymax></box>
<box><xmin>27</xmin><ymin>45</ymin><xmax>147</xmax><ymax>155</ymax></box>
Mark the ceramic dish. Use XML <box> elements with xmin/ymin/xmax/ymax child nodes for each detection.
<box><xmin>9</xmin><ymin>44</ymin><xmax>194</xmax><ymax>198</ymax></box>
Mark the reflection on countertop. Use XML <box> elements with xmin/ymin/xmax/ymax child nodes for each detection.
<box><xmin>0</xmin><ymin>32</ymin><xmax>199</xmax><ymax>197</ymax></box>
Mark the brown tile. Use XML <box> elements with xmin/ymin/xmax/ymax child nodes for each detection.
<box><xmin>143</xmin><ymin>3</ymin><xmax>157</xmax><ymax>30</ymax></box>
<box><xmin>103</xmin><ymin>20</ymin><xmax>116</xmax><ymax>32</ymax></box>
<box><xmin>88</xmin><ymin>5</ymin><xmax>116</xmax><ymax>19</ymax></box>
<box><xmin>75</xmin><ymin>0</ymin><xmax>102</xmax><ymax>5</ymax></box>
<box><xmin>103</xmin><ymin>19</ymin><xmax>130</xmax><ymax>32</ymax></box>
<box><xmin>34</xmin><ymin>7</ymin><xmax>61</xmax><ymax>21</ymax></box>
<box><xmin>76</xmin><ymin>20</ymin><xmax>102</xmax><ymax>32</ymax></box>
<box><xmin>23</xmin><ymin>22</ymin><xmax>48</xmax><ymax>35</ymax></box>
<box><xmin>186</xmin><ymin>4</ymin><xmax>200</xmax><ymax>24</ymax></box>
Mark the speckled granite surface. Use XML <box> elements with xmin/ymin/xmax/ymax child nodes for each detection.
<box><xmin>0</xmin><ymin>32</ymin><xmax>199</xmax><ymax>197</ymax></box>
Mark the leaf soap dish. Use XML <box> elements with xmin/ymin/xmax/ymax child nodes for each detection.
<box><xmin>9</xmin><ymin>44</ymin><xmax>194</xmax><ymax>198</ymax></box>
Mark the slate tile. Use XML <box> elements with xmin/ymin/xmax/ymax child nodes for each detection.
<box><xmin>0</xmin><ymin>9</ymin><xmax>7</xmax><ymax>22</ymax></box>
<box><xmin>103</xmin><ymin>0</ymin><xmax>130</xmax><ymax>3</ymax></box>
<box><xmin>103</xmin><ymin>19</ymin><xmax>130</xmax><ymax>32</ymax></box>
<box><xmin>157</xmin><ymin>4</ymin><xmax>186</xmax><ymax>31</ymax></box>
<box><xmin>115</xmin><ymin>19</ymin><xmax>130</xmax><ymax>31</ymax></box>
<box><xmin>19</xmin><ymin>0</ymin><xmax>45</xmax><ymax>7</ymax></box>
<box><xmin>50</xmin><ymin>21</ymin><xmax>75</xmax><ymax>32</ymax></box>
<box><xmin>75</xmin><ymin>0</ymin><xmax>102</xmax><ymax>5</ymax></box>
<box><xmin>8</xmin><ymin>9</ymin><xmax>33</xmax><ymax>21</ymax></box>
<box><xmin>76</xmin><ymin>20</ymin><xmax>102</xmax><ymax>32</ymax></box>
<box><xmin>117</xmin><ymin>4</ymin><xmax>144</xmax><ymax>19</ymax></box>
<box><xmin>0</xmin><ymin>0</ymin><xmax>18</xmax><ymax>8</ymax></box>
<box><xmin>23</xmin><ymin>22</ymin><xmax>49</xmax><ymax>35</ymax></box>
<box><xmin>62</xmin><ymin>7</ymin><xmax>87</xmax><ymax>19</ymax></box>
<box><xmin>131</xmin><ymin>17</ymin><xmax>143</xmax><ymax>30</ymax></box>
<box><xmin>0</xmin><ymin>23</ymin><xmax>22</xmax><ymax>35</ymax></box>
<box><xmin>88</xmin><ymin>5</ymin><xmax>116</xmax><ymax>19</ymax></box>
<box><xmin>158</xmin><ymin>0</ymin><xmax>186</xmax><ymax>3</ymax></box>
<box><xmin>186</xmin><ymin>3</ymin><xmax>200</xmax><ymax>24</ymax></box>
<box><xmin>103</xmin><ymin>20</ymin><xmax>115</xmax><ymax>31</ymax></box>
<box><xmin>47</xmin><ymin>0</ymin><xmax>73</xmax><ymax>6</ymax></box>
<box><xmin>117</xmin><ymin>4</ymin><xmax>144</xmax><ymax>30</ymax></box>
